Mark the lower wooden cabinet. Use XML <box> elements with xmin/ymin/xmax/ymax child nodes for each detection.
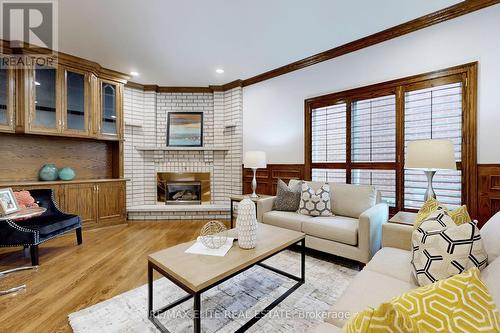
<box><xmin>7</xmin><ymin>179</ymin><xmax>126</xmax><ymax>228</ymax></box>
<box><xmin>64</xmin><ymin>183</ymin><xmax>98</xmax><ymax>227</ymax></box>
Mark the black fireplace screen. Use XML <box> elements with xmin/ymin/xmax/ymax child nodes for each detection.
<box><xmin>162</xmin><ymin>181</ymin><xmax>201</xmax><ymax>205</ymax></box>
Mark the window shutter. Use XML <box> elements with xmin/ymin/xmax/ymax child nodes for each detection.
<box><xmin>404</xmin><ymin>82</ymin><xmax>463</xmax><ymax>209</ymax></box>
<box><xmin>311</xmin><ymin>103</ymin><xmax>346</xmax><ymax>163</ymax></box>
<box><xmin>351</xmin><ymin>95</ymin><xmax>396</xmax><ymax>162</ymax></box>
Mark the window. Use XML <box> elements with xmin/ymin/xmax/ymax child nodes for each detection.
<box><xmin>305</xmin><ymin>63</ymin><xmax>477</xmax><ymax>216</ymax></box>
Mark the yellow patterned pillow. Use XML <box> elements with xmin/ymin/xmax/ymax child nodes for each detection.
<box><xmin>449</xmin><ymin>205</ymin><xmax>472</xmax><ymax>225</ymax></box>
<box><xmin>414</xmin><ymin>198</ymin><xmax>441</xmax><ymax>228</ymax></box>
<box><xmin>343</xmin><ymin>268</ymin><xmax>500</xmax><ymax>333</ymax></box>
<box><xmin>414</xmin><ymin>199</ymin><xmax>472</xmax><ymax>229</ymax></box>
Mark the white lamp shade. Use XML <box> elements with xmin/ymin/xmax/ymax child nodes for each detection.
<box><xmin>405</xmin><ymin>139</ymin><xmax>457</xmax><ymax>171</ymax></box>
<box><xmin>244</xmin><ymin>151</ymin><xmax>267</xmax><ymax>169</ymax></box>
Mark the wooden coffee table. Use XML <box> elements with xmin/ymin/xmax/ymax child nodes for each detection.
<box><xmin>148</xmin><ymin>223</ymin><xmax>306</xmax><ymax>333</ymax></box>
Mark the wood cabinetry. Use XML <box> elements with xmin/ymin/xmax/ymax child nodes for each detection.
<box><xmin>18</xmin><ymin>64</ymin><xmax>124</xmax><ymax>140</ymax></box>
<box><xmin>4</xmin><ymin>179</ymin><xmax>126</xmax><ymax>229</ymax></box>
<box><xmin>0</xmin><ymin>68</ymin><xmax>15</xmax><ymax>133</ymax></box>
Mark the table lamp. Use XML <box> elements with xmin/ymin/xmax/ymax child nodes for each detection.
<box><xmin>405</xmin><ymin>139</ymin><xmax>456</xmax><ymax>202</ymax></box>
<box><xmin>244</xmin><ymin>151</ymin><xmax>267</xmax><ymax>198</ymax></box>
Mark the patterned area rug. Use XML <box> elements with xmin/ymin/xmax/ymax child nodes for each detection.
<box><xmin>69</xmin><ymin>250</ymin><xmax>357</xmax><ymax>333</ymax></box>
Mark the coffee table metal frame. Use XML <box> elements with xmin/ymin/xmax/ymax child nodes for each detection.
<box><xmin>148</xmin><ymin>238</ymin><xmax>305</xmax><ymax>333</ymax></box>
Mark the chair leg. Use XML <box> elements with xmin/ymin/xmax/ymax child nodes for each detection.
<box><xmin>30</xmin><ymin>245</ymin><xmax>39</xmax><ymax>266</ymax></box>
<box><xmin>76</xmin><ymin>227</ymin><xmax>82</xmax><ymax>245</ymax></box>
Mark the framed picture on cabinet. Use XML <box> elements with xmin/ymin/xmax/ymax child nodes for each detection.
<box><xmin>0</xmin><ymin>188</ymin><xmax>20</xmax><ymax>216</ymax></box>
<box><xmin>166</xmin><ymin>112</ymin><xmax>203</xmax><ymax>147</ymax></box>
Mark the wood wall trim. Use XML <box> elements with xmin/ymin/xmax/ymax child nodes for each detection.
<box><xmin>126</xmin><ymin>80</ymin><xmax>243</xmax><ymax>93</ymax></box>
<box><xmin>242</xmin><ymin>164</ymin><xmax>305</xmax><ymax>196</ymax></box>
<box><xmin>241</xmin><ymin>0</ymin><xmax>500</xmax><ymax>87</ymax></box>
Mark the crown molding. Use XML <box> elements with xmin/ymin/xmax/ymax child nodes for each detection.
<box><xmin>241</xmin><ymin>0</ymin><xmax>500</xmax><ymax>87</ymax></box>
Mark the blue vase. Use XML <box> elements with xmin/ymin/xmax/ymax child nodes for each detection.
<box><xmin>39</xmin><ymin>164</ymin><xmax>59</xmax><ymax>181</ymax></box>
<box><xmin>58</xmin><ymin>167</ymin><xmax>76</xmax><ymax>181</ymax></box>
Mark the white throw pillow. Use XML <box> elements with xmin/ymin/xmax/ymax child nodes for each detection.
<box><xmin>411</xmin><ymin>210</ymin><xmax>488</xmax><ymax>286</ymax></box>
<box><xmin>297</xmin><ymin>182</ymin><xmax>333</xmax><ymax>217</ymax></box>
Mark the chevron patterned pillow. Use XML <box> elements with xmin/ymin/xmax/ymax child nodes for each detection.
<box><xmin>343</xmin><ymin>268</ymin><xmax>500</xmax><ymax>333</ymax></box>
<box><xmin>411</xmin><ymin>210</ymin><xmax>488</xmax><ymax>286</ymax></box>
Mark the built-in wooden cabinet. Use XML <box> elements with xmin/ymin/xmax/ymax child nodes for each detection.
<box><xmin>61</xmin><ymin>67</ymin><xmax>91</xmax><ymax>136</ymax></box>
<box><xmin>7</xmin><ymin>179</ymin><xmax>126</xmax><ymax>229</ymax></box>
<box><xmin>13</xmin><ymin>61</ymin><xmax>124</xmax><ymax>140</ymax></box>
<box><xmin>98</xmin><ymin>79</ymin><xmax>123</xmax><ymax>140</ymax></box>
<box><xmin>0</xmin><ymin>68</ymin><xmax>15</xmax><ymax>133</ymax></box>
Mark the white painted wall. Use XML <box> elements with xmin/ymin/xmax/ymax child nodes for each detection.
<box><xmin>243</xmin><ymin>5</ymin><xmax>500</xmax><ymax>164</ymax></box>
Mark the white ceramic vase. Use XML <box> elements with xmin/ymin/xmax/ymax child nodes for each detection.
<box><xmin>236</xmin><ymin>198</ymin><xmax>258</xmax><ymax>249</ymax></box>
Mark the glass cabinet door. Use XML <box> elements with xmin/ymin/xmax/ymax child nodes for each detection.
<box><xmin>0</xmin><ymin>68</ymin><xmax>9</xmax><ymax>128</ymax></box>
<box><xmin>33</xmin><ymin>65</ymin><xmax>58</xmax><ymax>130</ymax></box>
<box><xmin>65</xmin><ymin>70</ymin><xmax>86</xmax><ymax>132</ymax></box>
<box><xmin>101</xmin><ymin>82</ymin><xmax>117</xmax><ymax>135</ymax></box>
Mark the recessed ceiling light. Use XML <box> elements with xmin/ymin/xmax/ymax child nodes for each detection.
<box><xmin>35</xmin><ymin>81</ymin><xmax>41</xmax><ymax>86</ymax></box>
<box><xmin>215</xmin><ymin>68</ymin><xmax>224</xmax><ymax>74</ymax></box>
<box><xmin>130</xmin><ymin>71</ymin><xmax>139</xmax><ymax>77</ymax></box>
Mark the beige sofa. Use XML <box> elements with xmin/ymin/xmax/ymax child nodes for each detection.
<box><xmin>313</xmin><ymin>212</ymin><xmax>500</xmax><ymax>332</ymax></box>
<box><xmin>257</xmin><ymin>180</ymin><xmax>389</xmax><ymax>264</ymax></box>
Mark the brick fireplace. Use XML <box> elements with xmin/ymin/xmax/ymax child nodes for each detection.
<box><xmin>124</xmin><ymin>87</ymin><xmax>243</xmax><ymax>221</ymax></box>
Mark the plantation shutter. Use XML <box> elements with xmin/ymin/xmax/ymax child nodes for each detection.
<box><xmin>404</xmin><ymin>82</ymin><xmax>463</xmax><ymax>209</ymax></box>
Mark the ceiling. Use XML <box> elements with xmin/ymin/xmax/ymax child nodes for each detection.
<box><xmin>58</xmin><ymin>0</ymin><xmax>463</xmax><ymax>86</ymax></box>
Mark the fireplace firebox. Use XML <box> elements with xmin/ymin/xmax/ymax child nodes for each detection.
<box><xmin>165</xmin><ymin>181</ymin><xmax>201</xmax><ymax>205</ymax></box>
<box><xmin>157</xmin><ymin>172</ymin><xmax>210</xmax><ymax>205</ymax></box>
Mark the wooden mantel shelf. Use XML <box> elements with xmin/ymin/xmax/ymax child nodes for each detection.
<box><xmin>0</xmin><ymin>178</ymin><xmax>129</xmax><ymax>187</ymax></box>
<box><xmin>135</xmin><ymin>146</ymin><xmax>229</xmax><ymax>151</ymax></box>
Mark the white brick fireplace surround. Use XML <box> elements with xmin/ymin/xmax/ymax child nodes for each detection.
<box><xmin>123</xmin><ymin>87</ymin><xmax>243</xmax><ymax>220</ymax></box>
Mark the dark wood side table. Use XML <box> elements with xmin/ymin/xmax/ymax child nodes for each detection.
<box><xmin>389</xmin><ymin>211</ymin><xmax>417</xmax><ymax>226</ymax></box>
<box><xmin>229</xmin><ymin>194</ymin><xmax>272</xmax><ymax>228</ymax></box>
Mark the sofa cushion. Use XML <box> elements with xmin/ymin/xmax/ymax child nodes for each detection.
<box><xmin>411</xmin><ymin>212</ymin><xmax>488</xmax><ymax>286</ymax></box>
<box><xmin>262</xmin><ymin>210</ymin><xmax>311</xmax><ymax>231</ymax></box>
<box><xmin>289</xmin><ymin>180</ymin><xmax>377</xmax><ymax>219</ymax></box>
<box><xmin>481</xmin><ymin>256</ymin><xmax>500</xmax><ymax>306</ymax></box>
<box><xmin>330</xmin><ymin>183</ymin><xmax>376</xmax><ymax>218</ymax></box>
<box><xmin>327</xmin><ymin>270</ymin><xmax>413</xmax><ymax>328</ymax></box>
<box><xmin>343</xmin><ymin>268</ymin><xmax>500</xmax><ymax>333</ymax></box>
<box><xmin>273</xmin><ymin>179</ymin><xmax>301</xmax><ymax>212</ymax></box>
<box><xmin>365</xmin><ymin>247</ymin><xmax>415</xmax><ymax>284</ymax></box>
<box><xmin>18</xmin><ymin>213</ymin><xmax>80</xmax><ymax>237</ymax></box>
<box><xmin>302</xmin><ymin>216</ymin><xmax>358</xmax><ymax>246</ymax></box>
<box><xmin>297</xmin><ymin>182</ymin><xmax>333</xmax><ymax>217</ymax></box>
<box><xmin>481</xmin><ymin>211</ymin><xmax>500</xmax><ymax>263</ymax></box>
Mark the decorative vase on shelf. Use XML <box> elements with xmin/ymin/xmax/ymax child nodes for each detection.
<box><xmin>58</xmin><ymin>167</ymin><xmax>76</xmax><ymax>181</ymax></box>
<box><xmin>236</xmin><ymin>198</ymin><xmax>258</xmax><ymax>249</ymax></box>
<box><xmin>39</xmin><ymin>164</ymin><xmax>59</xmax><ymax>181</ymax></box>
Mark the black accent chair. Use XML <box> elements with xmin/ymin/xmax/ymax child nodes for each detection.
<box><xmin>0</xmin><ymin>189</ymin><xmax>82</xmax><ymax>265</ymax></box>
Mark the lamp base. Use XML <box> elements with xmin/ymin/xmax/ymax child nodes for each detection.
<box><xmin>424</xmin><ymin>170</ymin><xmax>437</xmax><ymax>201</ymax></box>
<box><xmin>251</xmin><ymin>168</ymin><xmax>258</xmax><ymax>198</ymax></box>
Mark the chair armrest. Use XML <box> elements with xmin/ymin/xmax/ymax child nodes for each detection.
<box><xmin>256</xmin><ymin>196</ymin><xmax>276</xmax><ymax>222</ymax></box>
<box><xmin>382</xmin><ymin>223</ymin><xmax>413</xmax><ymax>251</ymax></box>
<box><xmin>358</xmin><ymin>203</ymin><xmax>389</xmax><ymax>263</ymax></box>
<box><xmin>0</xmin><ymin>220</ymin><xmax>37</xmax><ymax>246</ymax></box>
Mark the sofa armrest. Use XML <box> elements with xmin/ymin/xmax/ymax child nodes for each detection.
<box><xmin>358</xmin><ymin>203</ymin><xmax>389</xmax><ymax>263</ymax></box>
<box><xmin>256</xmin><ymin>196</ymin><xmax>276</xmax><ymax>222</ymax></box>
<box><xmin>382</xmin><ymin>223</ymin><xmax>413</xmax><ymax>251</ymax></box>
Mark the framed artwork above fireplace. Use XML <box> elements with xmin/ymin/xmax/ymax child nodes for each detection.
<box><xmin>166</xmin><ymin>112</ymin><xmax>203</xmax><ymax>147</ymax></box>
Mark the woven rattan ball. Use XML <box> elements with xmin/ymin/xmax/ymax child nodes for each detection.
<box><xmin>199</xmin><ymin>220</ymin><xmax>228</xmax><ymax>249</ymax></box>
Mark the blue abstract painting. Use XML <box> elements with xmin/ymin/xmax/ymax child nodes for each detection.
<box><xmin>167</xmin><ymin>112</ymin><xmax>203</xmax><ymax>146</ymax></box>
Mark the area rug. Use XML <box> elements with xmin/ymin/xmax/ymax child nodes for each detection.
<box><xmin>68</xmin><ymin>250</ymin><xmax>357</xmax><ymax>333</ymax></box>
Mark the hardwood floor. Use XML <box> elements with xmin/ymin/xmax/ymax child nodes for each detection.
<box><xmin>0</xmin><ymin>221</ymin><xmax>214</xmax><ymax>333</ymax></box>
